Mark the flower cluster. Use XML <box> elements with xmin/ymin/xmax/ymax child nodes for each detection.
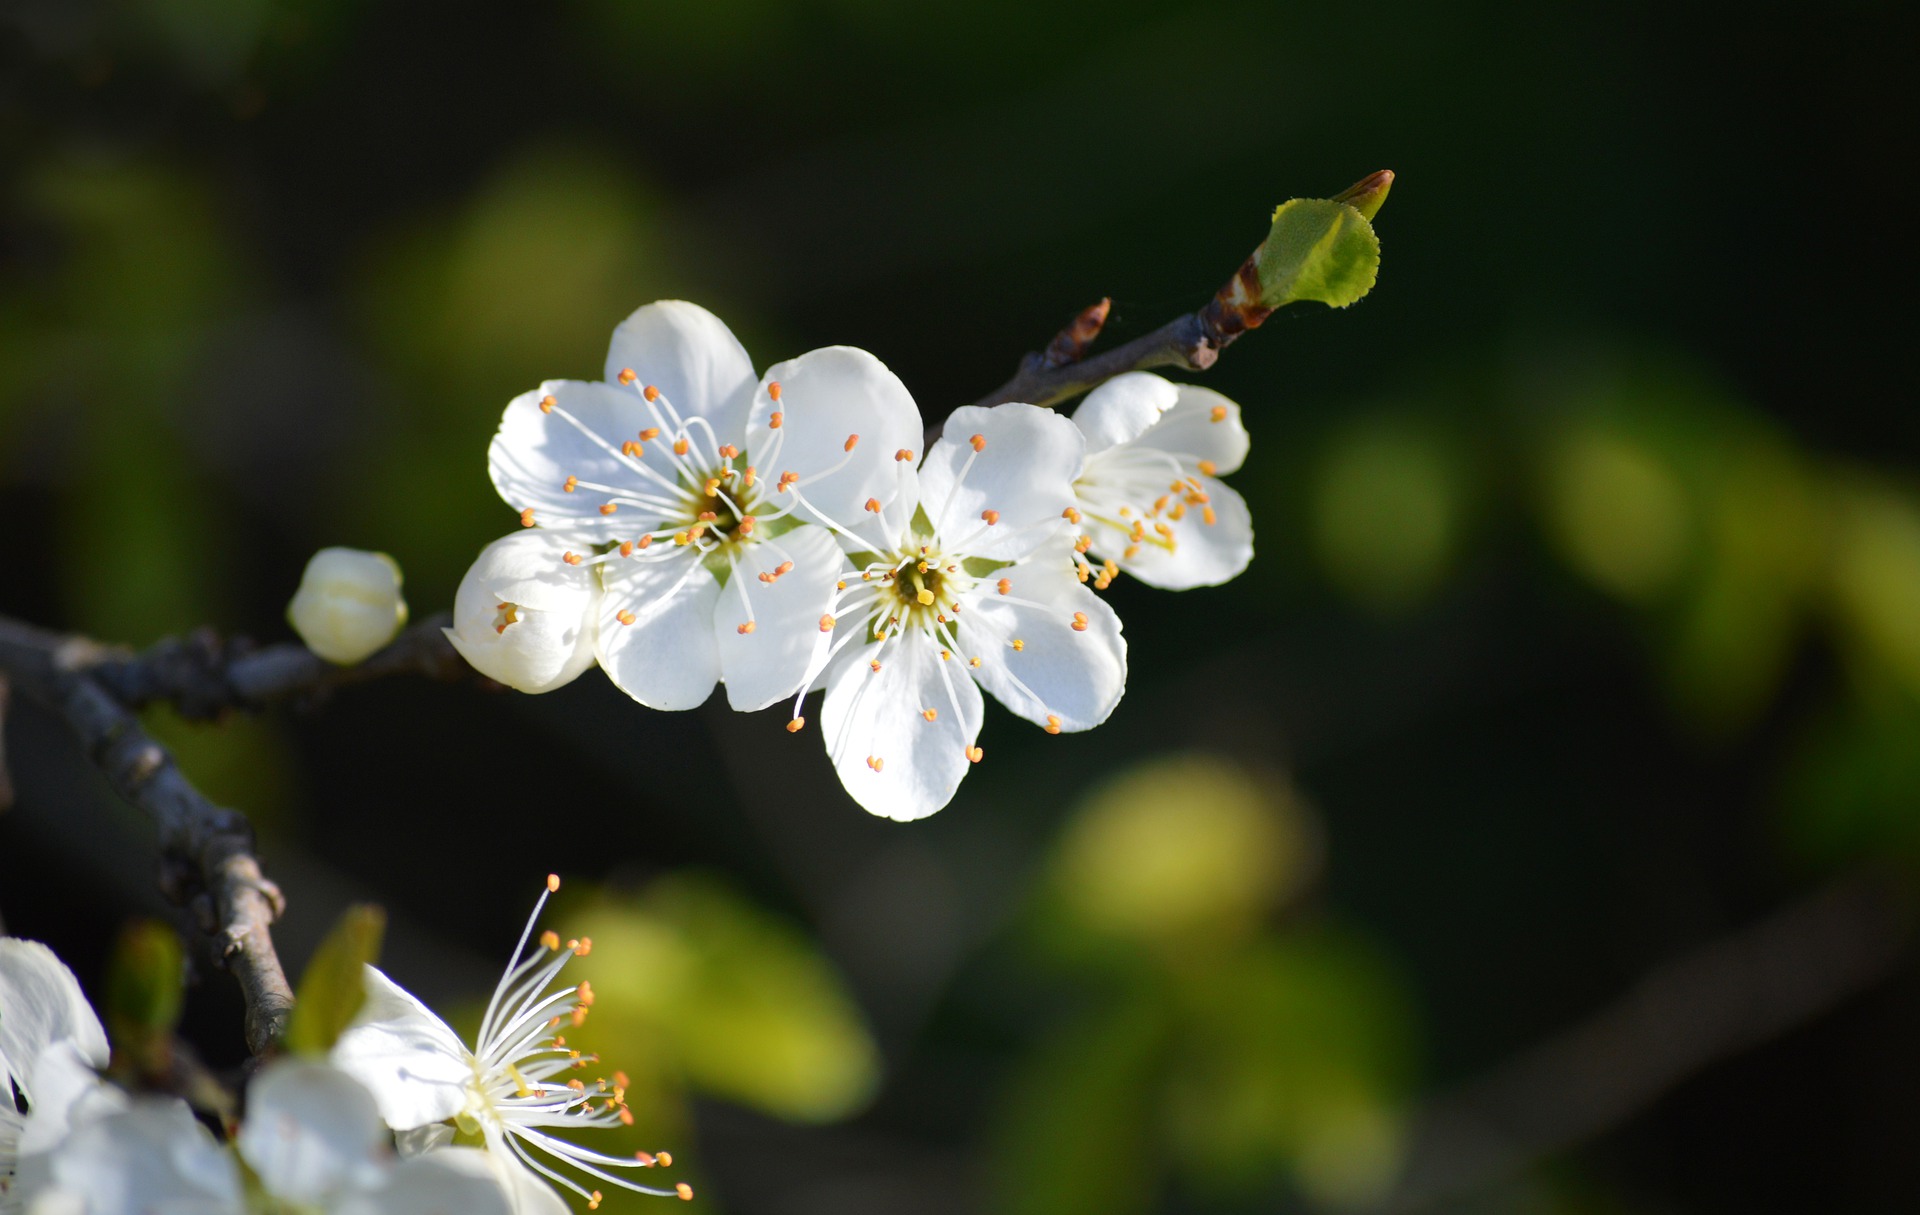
<box><xmin>451</xmin><ymin>302</ymin><xmax>1253</xmax><ymax>820</ymax></box>
<box><xmin>0</xmin><ymin>881</ymin><xmax>682</xmax><ymax>1215</ymax></box>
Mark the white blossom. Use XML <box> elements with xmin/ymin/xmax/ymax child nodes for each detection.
<box><xmin>236</xmin><ymin>1060</ymin><xmax>389</xmax><ymax>1205</ymax></box>
<box><xmin>485</xmin><ymin>300</ymin><xmax>920</xmax><ymax>711</ymax></box>
<box><xmin>0</xmin><ymin>939</ymin><xmax>112</xmax><ymax>1214</ymax></box>
<box><xmin>1066</xmin><ymin>372</ymin><xmax>1253</xmax><ymax>589</ymax></box>
<box><xmin>331</xmin><ymin>876</ymin><xmax>689</xmax><ymax>1211</ymax></box>
<box><xmin>794</xmin><ymin>403</ymin><xmax>1127</xmax><ymax>821</ymax></box>
<box><xmin>445</xmin><ymin>531</ymin><xmax>602</xmax><ymax>694</ymax></box>
<box><xmin>287</xmin><ymin>548</ymin><xmax>410</xmax><ymax>664</ymax></box>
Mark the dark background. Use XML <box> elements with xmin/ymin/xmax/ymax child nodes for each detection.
<box><xmin>4</xmin><ymin>2</ymin><xmax>1919</xmax><ymax>1212</ymax></box>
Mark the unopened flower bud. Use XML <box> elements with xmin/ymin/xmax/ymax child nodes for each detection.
<box><xmin>445</xmin><ymin>531</ymin><xmax>599</xmax><ymax>693</ymax></box>
<box><xmin>288</xmin><ymin>548</ymin><xmax>408</xmax><ymax>665</ymax></box>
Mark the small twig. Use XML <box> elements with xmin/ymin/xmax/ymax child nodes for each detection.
<box><xmin>958</xmin><ymin>171</ymin><xmax>1395</xmax><ymax>425</ymax></box>
<box><xmin>0</xmin><ymin>617</ymin><xmax>296</xmax><ymax>1054</ymax></box>
<box><xmin>80</xmin><ymin>614</ymin><xmax>465</xmax><ymax>722</ymax></box>
<box><xmin>1362</xmin><ymin>868</ymin><xmax>1912</xmax><ymax>1213</ymax></box>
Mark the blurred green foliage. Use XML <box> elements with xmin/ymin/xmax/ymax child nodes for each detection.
<box><xmin>284</xmin><ymin>903</ymin><xmax>386</xmax><ymax>1057</ymax></box>
<box><xmin>103</xmin><ymin>918</ymin><xmax>184</xmax><ymax>1075</ymax></box>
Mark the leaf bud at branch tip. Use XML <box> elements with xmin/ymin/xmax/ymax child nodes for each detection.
<box><xmin>1331</xmin><ymin>169</ymin><xmax>1394</xmax><ymax>221</ymax></box>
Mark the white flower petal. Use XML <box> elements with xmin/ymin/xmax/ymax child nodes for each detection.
<box><xmin>15</xmin><ymin>1040</ymin><xmax>124</xmax><ymax>1159</ymax></box>
<box><xmin>919</xmin><ymin>403</ymin><xmax>1082</xmax><ymax>562</ymax></box>
<box><xmin>1070</xmin><ymin>372</ymin><xmax>1179</xmax><ymax>453</ymax></box>
<box><xmin>596</xmin><ymin>546</ymin><xmax>723</xmax><ymax>710</ymax></box>
<box><xmin>1130</xmin><ymin>383</ymin><xmax>1250</xmax><ymax>474</ymax></box>
<box><xmin>745</xmin><ymin>347</ymin><xmax>925</xmax><ymax>552</ymax></box>
<box><xmin>237</xmin><ymin>1060</ymin><xmax>388</xmax><ymax>1204</ymax></box>
<box><xmin>0</xmin><ymin>940</ymin><xmax>108</xmax><ymax>1091</ymax></box>
<box><xmin>604</xmin><ymin>300</ymin><xmax>758</xmax><ymax>444</ymax></box>
<box><xmin>1096</xmin><ymin>476</ymin><xmax>1253</xmax><ymax>589</ymax></box>
<box><xmin>47</xmin><ymin>1099</ymin><xmax>240</xmax><ymax>1215</ymax></box>
<box><xmin>482</xmin><ymin>1133</ymin><xmax>572</xmax><ymax>1215</ymax></box>
<box><xmin>329</xmin><ymin>1148</ymin><xmax>515</xmax><ymax>1215</ymax></box>
<box><xmin>713</xmin><ymin>525</ymin><xmax>845</xmax><ymax>712</ymax></box>
<box><xmin>330</xmin><ymin>966</ymin><xmax>471</xmax><ymax>1133</ymax></box>
<box><xmin>965</xmin><ymin>546</ymin><xmax>1126</xmax><ymax>731</ymax></box>
<box><xmin>489</xmin><ymin>381</ymin><xmax>666</xmax><ymax>542</ymax></box>
<box><xmin>446</xmin><ymin>532</ymin><xmax>600</xmax><ymax>694</ymax></box>
<box><xmin>822</xmin><ymin>629</ymin><xmax>984</xmax><ymax>821</ymax></box>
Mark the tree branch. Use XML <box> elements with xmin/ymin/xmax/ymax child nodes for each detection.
<box><xmin>79</xmin><ymin>614</ymin><xmax>466</xmax><ymax>721</ymax></box>
<box><xmin>1363</xmin><ymin>868</ymin><xmax>1912</xmax><ymax>1212</ymax></box>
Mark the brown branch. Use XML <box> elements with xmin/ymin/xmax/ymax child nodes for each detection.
<box><xmin>84</xmin><ymin>613</ymin><xmax>467</xmax><ymax>721</ymax></box>
<box><xmin>0</xmin><ymin>616</ymin><xmax>302</xmax><ymax>1053</ymax></box>
<box><xmin>1363</xmin><ymin>868</ymin><xmax>1913</xmax><ymax>1213</ymax></box>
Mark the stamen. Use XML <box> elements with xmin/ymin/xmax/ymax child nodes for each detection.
<box><xmin>521</xmin><ymin>508</ymin><xmax>537</xmax><ymax>527</ymax></box>
<box><xmin>1203</xmin><ymin>506</ymin><xmax>1217</xmax><ymax>525</ymax></box>
<box><xmin>1070</xmin><ymin>612</ymin><xmax>1089</xmax><ymax>632</ymax></box>
<box><xmin>678</xmin><ymin>1184</ymin><xmax>694</xmax><ymax>1201</ymax></box>
<box><xmin>981</xmin><ymin>509</ymin><xmax>1000</xmax><ymax>526</ymax></box>
<box><xmin>622</xmin><ymin>440</ymin><xmax>645</xmax><ymax>457</ymax></box>
<box><xmin>674</xmin><ymin>438</ymin><xmax>690</xmax><ymax>456</ymax></box>
<box><xmin>1198</xmin><ymin>460</ymin><xmax>1218</xmax><ymax>476</ymax></box>
<box><xmin>1063</xmin><ymin>506</ymin><xmax>1081</xmax><ymax>523</ymax></box>
<box><xmin>770</xmin><ymin>411</ymin><xmax>784</xmax><ymax>429</ymax></box>
<box><xmin>922</xmin><ymin>708</ymin><xmax>937</xmax><ymax>722</ymax></box>
<box><xmin>1046</xmin><ymin>714</ymin><xmax>1062</xmax><ymax>734</ymax></box>
<box><xmin>617</xmin><ymin>610</ymin><xmax>636</xmax><ymax>626</ymax></box>
<box><xmin>844</xmin><ymin>434</ymin><xmax>860</xmax><ymax>452</ymax></box>
<box><xmin>540</xmin><ymin>395</ymin><xmax>557</xmax><ymax>413</ymax></box>
<box><xmin>1210</xmin><ymin>405</ymin><xmax>1228</xmax><ymax>422</ymax></box>
<box><xmin>737</xmin><ymin>621</ymin><xmax>756</xmax><ymax>635</ymax></box>
<box><xmin>644</xmin><ymin>385</ymin><xmax>661</xmax><ymax>402</ymax></box>
<box><xmin>768</xmin><ymin>381</ymin><xmax>782</xmax><ymax>402</ymax></box>
<box><xmin>563</xmin><ymin>552</ymin><xmax>583</xmax><ymax>566</ymax></box>
<box><xmin>564</xmin><ymin>476</ymin><xmax>579</xmax><ymax>493</ymax></box>
<box><xmin>970</xmin><ymin>434</ymin><xmax>986</xmax><ymax>452</ymax></box>
<box><xmin>997</xmin><ymin>578</ymin><xmax>1011</xmax><ymax>595</ymax></box>
<box><xmin>640</xmin><ymin>428</ymin><xmax>661</xmax><ymax>441</ymax></box>
<box><xmin>600</xmin><ymin>503</ymin><xmax>618</xmax><ymax>515</ymax></box>
<box><xmin>820</xmin><ymin>614</ymin><xmax>836</xmax><ymax>632</ymax></box>
<box><xmin>865</xmin><ymin>498</ymin><xmax>882</xmax><ymax>513</ymax></box>
<box><xmin>541</xmin><ymin>930</ymin><xmax>561</xmax><ymax>950</ymax></box>
<box><xmin>787</xmin><ymin>717</ymin><xmax>806</xmax><ymax>733</ymax></box>
<box><xmin>718</xmin><ymin>444</ymin><xmax>740</xmax><ymax>459</ymax></box>
<box><xmin>966</xmin><ymin>745</ymin><xmax>984</xmax><ymax>763</ymax></box>
<box><xmin>1011</xmin><ymin>638</ymin><xmax>1025</xmax><ymax>651</ymax></box>
<box><xmin>895</xmin><ymin>448</ymin><xmax>913</xmax><ymax>461</ymax></box>
<box><xmin>548</xmin><ymin>874</ymin><xmax>562</xmax><ymax>892</ymax></box>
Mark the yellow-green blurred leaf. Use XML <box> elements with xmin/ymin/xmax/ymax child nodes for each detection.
<box><xmin>1544</xmin><ymin>427</ymin><xmax>1692</xmax><ymax>603</ymax></box>
<box><xmin>1312</xmin><ymin>418</ymin><xmax>1464</xmax><ymax>614</ymax></box>
<box><xmin>1828</xmin><ymin>475</ymin><xmax>1920</xmax><ymax>699</ymax></box>
<box><xmin>563</xmin><ymin>874</ymin><xmax>879</xmax><ymax>1123</ymax></box>
<box><xmin>105</xmin><ymin>919</ymin><xmax>185</xmax><ymax>1067</ymax></box>
<box><xmin>1048</xmin><ymin>755</ymin><xmax>1317</xmax><ymax>950</ymax></box>
<box><xmin>284</xmin><ymin>904</ymin><xmax>386</xmax><ymax>1056</ymax></box>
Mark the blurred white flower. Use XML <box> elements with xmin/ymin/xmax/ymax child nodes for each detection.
<box><xmin>332</xmin><ymin>877</ymin><xmax>689</xmax><ymax>1211</ymax></box>
<box><xmin>1066</xmin><ymin>372</ymin><xmax>1253</xmax><ymax>589</ymax></box>
<box><xmin>796</xmin><ymin>403</ymin><xmax>1127</xmax><ymax>821</ymax></box>
<box><xmin>0</xmin><ymin>939</ymin><xmax>114</xmax><ymax>1213</ymax></box>
<box><xmin>445</xmin><ymin>531</ymin><xmax>601</xmax><ymax>694</ymax></box>
<box><xmin>38</xmin><ymin>1100</ymin><xmax>240</xmax><ymax>1215</ymax></box>
<box><xmin>237</xmin><ymin>1060</ymin><xmax>389</xmax><ymax>1205</ymax></box>
<box><xmin>486</xmin><ymin>301</ymin><xmax>920</xmax><ymax>711</ymax></box>
<box><xmin>328</xmin><ymin>1148</ymin><xmax>516</xmax><ymax>1215</ymax></box>
<box><xmin>288</xmin><ymin>548</ymin><xmax>410</xmax><ymax>664</ymax></box>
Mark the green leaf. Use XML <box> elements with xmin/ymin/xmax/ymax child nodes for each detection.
<box><xmin>562</xmin><ymin>874</ymin><xmax>880</xmax><ymax>1123</ymax></box>
<box><xmin>283</xmin><ymin>904</ymin><xmax>386</xmax><ymax>1056</ymax></box>
<box><xmin>961</xmin><ymin>555</ymin><xmax>1011</xmax><ymax>578</ymax></box>
<box><xmin>105</xmin><ymin>920</ymin><xmax>185</xmax><ymax>1064</ymax></box>
<box><xmin>1255</xmin><ymin>198</ymin><xmax>1381</xmax><ymax>310</ymax></box>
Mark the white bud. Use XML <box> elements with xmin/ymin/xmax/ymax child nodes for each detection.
<box><xmin>288</xmin><ymin>548</ymin><xmax>408</xmax><ymax>665</ymax></box>
<box><xmin>445</xmin><ymin>531</ymin><xmax>599</xmax><ymax>694</ymax></box>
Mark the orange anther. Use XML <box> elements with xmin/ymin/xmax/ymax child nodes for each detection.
<box><xmin>540</xmin><ymin>930</ymin><xmax>560</xmax><ymax>950</ymax></box>
<box><xmin>637</xmin><ymin>535</ymin><xmax>653</xmax><ymax>549</ymax></box>
<box><xmin>639</xmin><ymin>427</ymin><xmax>661</xmax><ymax>441</ymax></box>
<box><xmin>870</xmin><ymin>659</ymin><xmax>883</xmax><ymax>672</ymax></box>
<box><xmin>981</xmin><ymin>509</ymin><xmax>1000</xmax><ymax>525</ymax></box>
<box><xmin>576</xmin><ymin>981</ymin><xmax>594</xmax><ymax>1006</ymax></box>
<box><xmin>1063</xmin><ymin>506</ymin><xmax>1081</xmax><ymax>523</ymax></box>
<box><xmin>619</xmin><ymin>1108</ymin><xmax>634</xmax><ymax>1125</ymax></box>
<box><xmin>775</xmin><ymin>560</ymin><xmax>793</xmax><ymax>576</ymax></box>
<box><xmin>922</xmin><ymin>708</ymin><xmax>937</xmax><ymax>722</ymax></box>
<box><xmin>768</xmin><ymin>381</ymin><xmax>782</xmax><ymax>401</ymax></box>
<box><xmin>1203</xmin><ymin>506</ymin><xmax>1217</xmax><ymax>525</ymax></box>
<box><xmin>737</xmin><ymin>621</ymin><xmax>756</xmax><ymax>635</ymax></box>
<box><xmin>968</xmin><ymin>656</ymin><xmax>981</xmax><ymax>668</ymax></box>
<box><xmin>622</xmin><ymin>440</ymin><xmax>644</xmax><ymax>457</ymax></box>
<box><xmin>1209</xmin><ymin>404</ymin><xmax>1227</xmax><ymax>422</ymax></box>
<box><xmin>644</xmin><ymin>385</ymin><xmax>661</xmax><ymax>402</ymax></box>
<box><xmin>676</xmin><ymin>1184</ymin><xmax>694</xmax><ymax>1201</ymax></box>
<box><xmin>563</xmin><ymin>475</ymin><xmax>579</xmax><ymax>493</ymax></box>
<box><xmin>539</xmin><ymin>394</ymin><xmax>557</xmax><ymax>413</ymax></box>
<box><xmin>770</xmin><ymin>411</ymin><xmax>784</xmax><ymax>429</ymax></box>
<box><xmin>657</xmin><ymin>1152</ymin><xmax>673</xmax><ymax>1168</ymax></box>
<box><xmin>1011</xmin><ymin>638</ymin><xmax>1025</xmax><ymax>652</ymax></box>
<box><xmin>1197</xmin><ymin>459</ymin><xmax>1218</xmax><ymax>476</ymax></box>
<box><xmin>635</xmin><ymin>1151</ymin><xmax>657</xmax><ymax>1167</ymax></box>
<box><xmin>787</xmin><ymin>717</ymin><xmax>806</xmax><ymax>733</ymax></box>
<box><xmin>997</xmin><ymin>578</ymin><xmax>1011</xmax><ymax>595</ymax></box>
<box><xmin>673</xmin><ymin>437</ymin><xmax>690</xmax><ymax>456</ymax></box>
<box><xmin>617</xmin><ymin>610</ymin><xmax>636</xmax><ymax>626</ymax></box>
<box><xmin>719</xmin><ymin>444</ymin><xmax>740</xmax><ymax>459</ymax></box>
<box><xmin>617</xmin><ymin>368</ymin><xmax>637</xmax><ymax>384</ymax></box>
<box><xmin>1045</xmin><ymin>714</ymin><xmax>1062</xmax><ymax>734</ymax></box>
<box><xmin>740</xmin><ymin>516</ymin><xmax>757</xmax><ymax>535</ymax></box>
<box><xmin>819</xmin><ymin>614</ymin><xmax>836</xmax><ymax>632</ymax></box>
<box><xmin>845</xmin><ymin>434</ymin><xmax>860</xmax><ymax>452</ymax></box>
<box><xmin>1071</xmin><ymin>612</ymin><xmax>1088</xmax><ymax>632</ymax></box>
<box><xmin>575</xmin><ymin>937</ymin><xmax>592</xmax><ymax>956</ymax></box>
<box><xmin>698</xmin><ymin>510</ymin><xmax>718</xmax><ymax>521</ymax></box>
<box><xmin>520</xmin><ymin>507</ymin><xmax>537</xmax><ymax>527</ymax></box>
<box><xmin>600</xmin><ymin>502</ymin><xmax>618</xmax><ymax>515</ymax></box>
<box><xmin>865</xmin><ymin>497</ymin><xmax>882</xmax><ymax>513</ymax></box>
<box><xmin>895</xmin><ymin>448</ymin><xmax>913</xmax><ymax>462</ymax></box>
<box><xmin>759</xmin><ymin>572</ymin><xmax>776</xmax><ymax>584</ymax></box>
<box><xmin>589</xmin><ymin>1192</ymin><xmax>603</xmax><ymax>1210</ymax></box>
<box><xmin>547</xmin><ymin>873</ymin><xmax>561</xmax><ymax>892</ymax></box>
<box><xmin>563</xmin><ymin>551</ymin><xmax>582</xmax><ymax>565</ymax></box>
<box><xmin>969</xmin><ymin>434</ymin><xmax>986</xmax><ymax>452</ymax></box>
<box><xmin>620</xmin><ymin>541</ymin><xmax>635</xmax><ymax>557</ymax></box>
<box><xmin>966</xmin><ymin>745</ymin><xmax>984</xmax><ymax>763</ymax></box>
<box><xmin>744</xmin><ymin>465</ymin><xmax>757</xmax><ymax>486</ymax></box>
